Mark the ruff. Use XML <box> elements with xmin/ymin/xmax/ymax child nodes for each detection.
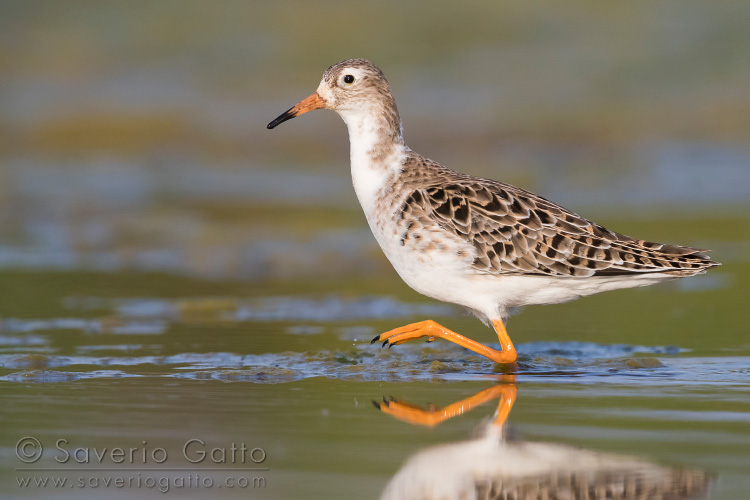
<box><xmin>268</xmin><ymin>59</ymin><xmax>720</xmax><ymax>365</ymax></box>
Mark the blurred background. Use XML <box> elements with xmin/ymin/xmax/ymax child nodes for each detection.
<box><xmin>1</xmin><ymin>2</ymin><xmax>749</xmax><ymax>499</ymax></box>
<box><xmin>1</xmin><ymin>0</ymin><xmax>748</xmax><ymax>282</ymax></box>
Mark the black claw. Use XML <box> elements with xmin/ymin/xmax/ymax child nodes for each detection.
<box><xmin>372</xmin><ymin>400</ymin><xmax>381</xmax><ymax>409</ymax></box>
<box><xmin>382</xmin><ymin>340</ymin><xmax>389</xmax><ymax>348</ymax></box>
<box><xmin>371</xmin><ymin>335</ymin><xmax>381</xmax><ymax>344</ymax></box>
<box><xmin>388</xmin><ymin>342</ymin><xmax>394</xmax><ymax>349</ymax></box>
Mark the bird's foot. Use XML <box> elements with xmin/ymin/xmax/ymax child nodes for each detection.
<box><xmin>370</xmin><ymin>318</ymin><xmax>518</xmax><ymax>364</ymax></box>
<box><xmin>371</xmin><ymin>320</ymin><xmax>439</xmax><ymax>348</ymax></box>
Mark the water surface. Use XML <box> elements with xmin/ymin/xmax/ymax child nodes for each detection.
<box><xmin>1</xmin><ymin>249</ymin><xmax>748</xmax><ymax>499</ymax></box>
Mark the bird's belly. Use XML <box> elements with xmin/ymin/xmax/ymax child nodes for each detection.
<box><xmin>368</xmin><ymin>218</ymin><xmax>480</xmax><ymax>305</ymax></box>
<box><xmin>366</xmin><ymin>215</ymin><xmax>672</xmax><ymax>320</ymax></box>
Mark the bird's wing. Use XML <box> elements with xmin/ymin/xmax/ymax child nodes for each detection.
<box><xmin>402</xmin><ymin>174</ymin><xmax>716</xmax><ymax>277</ymax></box>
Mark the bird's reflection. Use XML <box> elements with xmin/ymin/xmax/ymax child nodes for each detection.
<box><xmin>375</xmin><ymin>379</ymin><xmax>711</xmax><ymax>500</ymax></box>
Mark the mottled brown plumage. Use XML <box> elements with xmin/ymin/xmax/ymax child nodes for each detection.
<box><xmin>394</xmin><ymin>156</ymin><xmax>717</xmax><ymax>279</ymax></box>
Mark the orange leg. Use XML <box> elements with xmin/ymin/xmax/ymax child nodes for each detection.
<box><xmin>371</xmin><ymin>319</ymin><xmax>517</xmax><ymax>364</ymax></box>
<box><xmin>375</xmin><ymin>382</ymin><xmax>517</xmax><ymax>428</ymax></box>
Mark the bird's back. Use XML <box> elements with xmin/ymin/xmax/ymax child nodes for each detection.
<box><xmin>392</xmin><ymin>153</ymin><xmax>719</xmax><ymax>280</ymax></box>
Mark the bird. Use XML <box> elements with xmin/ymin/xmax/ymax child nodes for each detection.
<box><xmin>267</xmin><ymin>58</ymin><xmax>719</xmax><ymax>365</ymax></box>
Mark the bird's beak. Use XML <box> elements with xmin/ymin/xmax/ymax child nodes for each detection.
<box><xmin>267</xmin><ymin>92</ymin><xmax>327</xmax><ymax>129</ymax></box>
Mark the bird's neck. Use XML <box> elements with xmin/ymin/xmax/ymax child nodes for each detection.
<box><xmin>340</xmin><ymin>103</ymin><xmax>405</xmax><ymax>163</ymax></box>
<box><xmin>338</xmin><ymin>105</ymin><xmax>407</xmax><ymax>212</ymax></box>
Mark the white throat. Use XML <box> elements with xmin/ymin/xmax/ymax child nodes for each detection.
<box><xmin>337</xmin><ymin>108</ymin><xmax>406</xmax><ymax>213</ymax></box>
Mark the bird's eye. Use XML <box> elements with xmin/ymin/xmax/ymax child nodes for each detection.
<box><xmin>343</xmin><ymin>74</ymin><xmax>355</xmax><ymax>84</ymax></box>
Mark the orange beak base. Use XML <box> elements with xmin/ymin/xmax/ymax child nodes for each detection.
<box><xmin>267</xmin><ymin>92</ymin><xmax>326</xmax><ymax>129</ymax></box>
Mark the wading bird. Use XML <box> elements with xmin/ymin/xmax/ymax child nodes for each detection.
<box><xmin>268</xmin><ymin>59</ymin><xmax>719</xmax><ymax>366</ymax></box>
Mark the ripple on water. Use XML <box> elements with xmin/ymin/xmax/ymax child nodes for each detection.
<box><xmin>21</xmin><ymin>296</ymin><xmax>440</xmax><ymax>338</ymax></box>
<box><xmin>0</xmin><ymin>317</ymin><xmax>166</xmax><ymax>335</ymax></box>
<box><xmin>0</xmin><ymin>334</ymin><xmax>47</xmax><ymax>346</ymax></box>
<box><xmin>61</xmin><ymin>295</ymin><xmax>456</xmax><ymax>323</ymax></box>
<box><xmin>232</xmin><ymin>295</ymin><xmax>454</xmax><ymax>322</ymax></box>
<box><xmin>2</xmin><ymin>343</ymin><xmax>748</xmax><ymax>386</ymax></box>
<box><xmin>0</xmin><ymin>369</ymin><xmax>139</xmax><ymax>383</ymax></box>
<box><xmin>520</xmin><ymin>341</ymin><xmax>685</xmax><ymax>358</ymax></box>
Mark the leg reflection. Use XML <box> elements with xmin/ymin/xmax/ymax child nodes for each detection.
<box><xmin>374</xmin><ymin>375</ymin><xmax>517</xmax><ymax>428</ymax></box>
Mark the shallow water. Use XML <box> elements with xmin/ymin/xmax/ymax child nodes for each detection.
<box><xmin>1</xmin><ymin>257</ymin><xmax>748</xmax><ymax>499</ymax></box>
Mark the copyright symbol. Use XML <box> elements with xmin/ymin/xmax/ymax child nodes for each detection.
<box><xmin>16</xmin><ymin>437</ymin><xmax>43</xmax><ymax>463</ymax></box>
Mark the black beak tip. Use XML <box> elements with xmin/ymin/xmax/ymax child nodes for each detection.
<box><xmin>267</xmin><ymin>108</ymin><xmax>295</xmax><ymax>130</ymax></box>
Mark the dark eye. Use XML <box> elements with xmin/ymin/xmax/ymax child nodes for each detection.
<box><xmin>343</xmin><ymin>74</ymin><xmax>355</xmax><ymax>84</ymax></box>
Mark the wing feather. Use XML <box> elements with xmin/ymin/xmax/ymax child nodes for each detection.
<box><xmin>403</xmin><ymin>173</ymin><xmax>718</xmax><ymax>277</ymax></box>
